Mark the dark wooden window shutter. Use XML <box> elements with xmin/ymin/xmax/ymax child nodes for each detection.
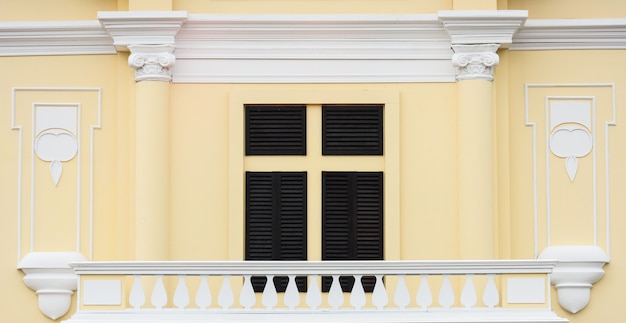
<box><xmin>246</xmin><ymin>105</ymin><xmax>306</xmax><ymax>155</ymax></box>
<box><xmin>246</xmin><ymin>172</ymin><xmax>307</xmax><ymax>292</ymax></box>
<box><xmin>322</xmin><ymin>105</ymin><xmax>383</xmax><ymax>155</ymax></box>
<box><xmin>322</xmin><ymin>171</ymin><xmax>384</xmax><ymax>292</ymax></box>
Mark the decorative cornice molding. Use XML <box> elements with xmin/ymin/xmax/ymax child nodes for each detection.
<box><xmin>451</xmin><ymin>44</ymin><xmax>500</xmax><ymax>81</ymax></box>
<box><xmin>0</xmin><ymin>20</ymin><xmax>115</xmax><ymax>56</ymax></box>
<box><xmin>511</xmin><ymin>18</ymin><xmax>626</xmax><ymax>50</ymax></box>
<box><xmin>128</xmin><ymin>44</ymin><xmax>176</xmax><ymax>82</ymax></box>
<box><xmin>438</xmin><ymin>10</ymin><xmax>528</xmax><ymax>47</ymax></box>
<box><xmin>176</xmin><ymin>14</ymin><xmax>451</xmax><ymax>60</ymax></box>
<box><xmin>98</xmin><ymin>11</ymin><xmax>187</xmax><ymax>51</ymax></box>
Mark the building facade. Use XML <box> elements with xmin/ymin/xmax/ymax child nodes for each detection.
<box><xmin>1</xmin><ymin>0</ymin><xmax>625</xmax><ymax>322</ymax></box>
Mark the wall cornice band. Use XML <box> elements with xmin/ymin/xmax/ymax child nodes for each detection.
<box><xmin>0</xmin><ymin>13</ymin><xmax>625</xmax><ymax>82</ymax></box>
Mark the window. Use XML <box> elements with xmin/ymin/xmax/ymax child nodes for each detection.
<box><xmin>244</xmin><ymin>104</ymin><xmax>385</xmax><ymax>293</ymax></box>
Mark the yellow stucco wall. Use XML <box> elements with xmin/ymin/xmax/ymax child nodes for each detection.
<box><xmin>1</xmin><ymin>0</ymin><xmax>626</xmax><ymax>322</ymax></box>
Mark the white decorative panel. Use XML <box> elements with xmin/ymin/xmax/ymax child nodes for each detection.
<box><xmin>83</xmin><ymin>280</ymin><xmax>122</xmax><ymax>305</ymax></box>
<box><xmin>507</xmin><ymin>278</ymin><xmax>545</xmax><ymax>304</ymax></box>
<box><xmin>11</xmin><ymin>88</ymin><xmax>102</xmax><ymax>263</ymax></box>
<box><xmin>524</xmin><ymin>84</ymin><xmax>615</xmax><ymax>257</ymax></box>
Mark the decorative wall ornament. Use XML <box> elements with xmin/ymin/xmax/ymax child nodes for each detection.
<box><xmin>524</xmin><ymin>85</ymin><xmax>616</xmax><ymax>260</ymax></box>
<box><xmin>128</xmin><ymin>44</ymin><xmax>176</xmax><ymax>82</ymax></box>
<box><xmin>451</xmin><ymin>44</ymin><xmax>500</xmax><ymax>81</ymax></box>
<box><xmin>34</xmin><ymin>105</ymin><xmax>79</xmax><ymax>186</ymax></box>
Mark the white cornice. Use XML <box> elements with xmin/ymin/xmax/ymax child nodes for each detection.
<box><xmin>176</xmin><ymin>14</ymin><xmax>451</xmax><ymax>60</ymax></box>
<box><xmin>98</xmin><ymin>11</ymin><xmax>187</xmax><ymax>51</ymax></box>
<box><xmin>438</xmin><ymin>10</ymin><xmax>528</xmax><ymax>48</ymax></box>
<box><xmin>511</xmin><ymin>18</ymin><xmax>626</xmax><ymax>50</ymax></box>
<box><xmin>0</xmin><ymin>20</ymin><xmax>115</xmax><ymax>56</ymax></box>
<box><xmin>1</xmin><ymin>14</ymin><xmax>626</xmax><ymax>82</ymax></box>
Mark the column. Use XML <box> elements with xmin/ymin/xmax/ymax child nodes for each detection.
<box><xmin>439</xmin><ymin>10</ymin><xmax>527</xmax><ymax>259</ymax></box>
<box><xmin>453</xmin><ymin>44</ymin><xmax>499</xmax><ymax>259</ymax></box>
<box><xmin>99</xmin><ymin>11</ymin><xmax>186</xmax><ymax>260</ymax></box>
<box><xmin>129</xmin><ymin>45</ymin><xmax>175</xmax><ymax>260</ymax></box>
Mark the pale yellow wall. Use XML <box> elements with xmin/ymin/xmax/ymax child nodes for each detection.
<box><xmin>168</xmin><ymin>83</ymin><xmax>460</xmax><ymax>261</ymax></box>
<box><xmin>0</xmin><ymin>54</ymin><xmax>129</xmax><ymax>322</ymax></box>
<box><xmin>1</xmin><ymin>0</ymin><xmax>626</xmax><ymax>323</ymax></box>
<box><xmin>508</xmin><ymin>0</ymin><xmax>626</xmax><ymax>19</ymax></box>
<box><xmin>506</xmin><ymin>49</ymin><xmax>626</xmax><ymax>322</ymax></box>
<box><xmin>0</xmin><ymin>0</ymin><xmax>118</xmax><ymax>21</ymax></box>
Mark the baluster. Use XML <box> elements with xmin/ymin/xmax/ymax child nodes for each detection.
<box><xmin>305</xmin><ymin>275</ymin><xmax>322</xmax><ymax>309</ymax></box>
<box><xmin>195</xmin><ymin>275</ymin><xmax>212</xmax><ymax>310</ymax></box>
<box><xmin>328</xmin><ymin>275</ymin><xmax>344</xmax><ymax>309</ymax></box>
<box><xmin>174</xmin><ymin>275</ymin><xmax>190</xmax><ymax>309</ymax></box>
<box><xmin>438</xmin><ymin>275</ymin><xmax>454</xmax><ymax>309</ymax></box>
<box><xmin>129</xmin><ymin>275</ymin><xmax>146</xmax><ymax>310</ymax></box>
<box><xmin>372</xmin><ymin>275</ymin><xmax>388</xmax><ymax>310</ymax></box>
<box><xmin>393</xmin><ymin>275</ymin><xmax>410</xmax><ymax>309</ymax></box>
<box><xmin>483</xmin><ymin>274</ymin><xmax>499</xmax><ymax>308</ymax></box>
<box><xmin>416</xmin><ymin>275</ymin><xmax>432</xmax><ymax>309</ymax></box>
<box><xmin>151</xmin><ymin>275</ymin><xmax>168</xmax><ymax>310</ymax></box>
<box><xmin>262</xmin><ymin>275</ymin><xmax>278</xmax><ymax>309</ymax></box>
<box><xmin>218</xmin><ymin>275</ymin><xmax>234</xmax><ymax>309</ymax></box>
<box><xmin>284</xmin><ymin>275</ymin><xmax>300</xmax><ymax>310</ymax></box>
<box><xmin>350</xmin><ymin>275</ymin><xmax>366</xmax><ymax>309</ymax></box>
<box><xmin>460</xmin><ymin>274</ymin><xmax>476</xmax><ymax>308</ymax></box>
<box><xmin>240</xmin><ymin>275</ymin><xmax>256</xmax><ymax>310</ymax></box>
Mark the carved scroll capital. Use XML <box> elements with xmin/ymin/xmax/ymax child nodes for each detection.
<box><xmin>451</xmin><ymin>44</ymin><xmax>500</xmax><ymax>81</ymax></box>
<box><xmin>128</xmin><ymin>44</ymin><xmax>176</xmax><ymax>82</ymax></box>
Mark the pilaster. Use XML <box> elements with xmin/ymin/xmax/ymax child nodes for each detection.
<box><xmin>439</xmin><ymin>10</ymin><xmax>527</xmax><ymax>259</ymax></box>
<box><xmin>99</xmin><ymin>12</ymin><xmax>186</xmax><ymax>260</ymax></box>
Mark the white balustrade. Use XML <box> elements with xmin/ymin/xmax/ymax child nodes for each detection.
<box><xmin>65</xmin><ymin>260</ymin><xmax>568</xmax><ymax>323</ymax></box>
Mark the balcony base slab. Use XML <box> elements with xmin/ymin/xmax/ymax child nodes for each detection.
<box><xmin>63</xmin><ymin>309</ymin><xmax>567</xmax><ymax>323</ymax></box>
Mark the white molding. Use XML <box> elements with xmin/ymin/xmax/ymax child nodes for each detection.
<box><xmin>524</xmin><ymin>84</ymin><xmax>615</xmax><ymax>258</ymax></box>
<box><xmin>0</xmin><ymin>20</ymin><xmax>115</xmax><ymax>56</ymax></box>
<box><xmin>70</xmin><ymin>259</ymin><xmax>558</xmax><ymax>275</ymax></box>
<box><xmin>511</xmin><ymin>18</ymin><xmax>626</xmax><ymax>50</ymax></box>
<box><xmin>64</xmin><ymin>309</ymin><xmax>567</xmax><ymax>323</ymax></box>
<box><xmin>12</xmin><ymin>88</ymin><xmax>102</xmax><ymax>262</ymax></box>
<box><xmin>173</xmin><ymin>14</ymin><xmax>454</xmax><ymax>83</ymax></box>
<box><xmin>97</xmin><ymin>11</ymin><xmax>187</xmax><ymax>51</ymax></box>
<box><xmin>173</xmin><ymin>58</ymin><xmax>456</xmax><ymax>84</ymax></box>
<box><xmin>176</xmin><ymin>14</ymin><xmax>451</xmax><ymax>60</ymax></box>
<box><xmin>438</xmin><ymin>10</ymin><xmax>528</xmax><ymax>47</ymax></box>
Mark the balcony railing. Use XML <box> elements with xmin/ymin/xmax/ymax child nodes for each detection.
<box><xmin>63</xmin><ymin>260</ymin><xmax>568</xmax><ymax>323</ymax></box>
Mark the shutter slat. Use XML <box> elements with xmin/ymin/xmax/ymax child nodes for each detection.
<box><xmin>246</xmin><ymin>105</ymin><xmax>306</xmax><ymax>155</ymax></box>
<box><xmin>322</xmin><ymin>105</ymin><xmax>383</xmax><ymax>156</ymax></box>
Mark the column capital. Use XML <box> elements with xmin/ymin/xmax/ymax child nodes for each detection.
<box><xmin>451</xmin><ymin>44</ymin><xmax>499</xmax><ymax>81</ymax></box>
<box><xmin>128</xmin><ymin>44</ymin><xmax>176</xmax><ymax>82</ymax></box>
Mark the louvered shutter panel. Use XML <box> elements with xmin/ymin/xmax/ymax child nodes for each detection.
<box><xmin>246</xmin><ymin>172</ymin><xmax>307</xmax><ymax>292</ymax></box>
<box><xmin>322</xmin><ymin>105</ymin><xmax>383</xmax><ymax>155</ymax></box>
<box><xmin>322</xmin><ymin>172</ymin><xmax>383</xmax><ymax>292</ymax></box>
<box><xmin>246</xmin><ymin>105</ymin><xmax>306</xmax><ymax>155</ymax></box>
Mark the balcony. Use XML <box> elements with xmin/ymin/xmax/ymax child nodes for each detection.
<box><xmin>63</xmin><ymin>260</ymin><xmax>567</xmax><ymax>323</ymax></box>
